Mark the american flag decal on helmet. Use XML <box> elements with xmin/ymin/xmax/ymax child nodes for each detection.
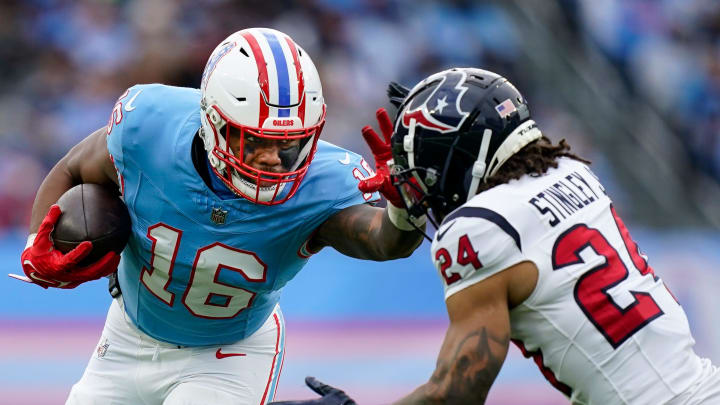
<box><xmin>495</xmin><ymin>98</ymin><xmax>517</xmax><ymax>118</ymax></box>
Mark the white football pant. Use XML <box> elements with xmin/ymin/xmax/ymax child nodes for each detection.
<box><xmin>66</xmin><ymin>298</ymin><xmax>285</xmax><ymax>405</ymax></box>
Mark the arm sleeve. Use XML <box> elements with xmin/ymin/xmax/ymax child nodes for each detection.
<box><xmin>107</xmin><ymin>85</ymin><xmax>159</xmax><ymax>198</ymax></box>
<box><xmin>329</xmin><ymin>150</ymin><xmax>381</xmax><ymax>211</ymax></box>
<box><xmin>106</xmin><ymin>86</ymin><xmax>141</xmax><ymax>178</ymax></box>
<box><xmin>432</xmin><ymin>216</ymin><xmax>526</xmax><ymax>300</ymax></box>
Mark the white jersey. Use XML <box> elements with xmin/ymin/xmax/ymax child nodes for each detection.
<box><xmin>431</xmin><ymin>158</ymin><xmax>720</xmax><ymax>405</ymax></box>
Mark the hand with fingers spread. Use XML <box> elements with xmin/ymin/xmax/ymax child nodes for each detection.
<box><xmin>359</xmin><ymin>108</ymin><xmax>404</xmax><ymax>208</ymax></box>
<box><xmin>18</xmin><ymin>204</ymin><xmax>121</xmax><ymax>289</ymax></box>
<box><xmin>269</xmin><ymin>377</ymin><xmax>356</xmax><ymax>405</ymax></box>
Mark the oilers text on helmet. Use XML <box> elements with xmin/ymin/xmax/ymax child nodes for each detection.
<box><xmin>199</xmin><ymin>28</ymin><xmax>326</xmax><ymax>205</ymax></box>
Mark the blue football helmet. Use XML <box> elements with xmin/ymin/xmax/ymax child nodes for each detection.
<box><xmin>390</xmin><ymin>67</ymin><xmax>542</xmax><ymax>226</ymax></box>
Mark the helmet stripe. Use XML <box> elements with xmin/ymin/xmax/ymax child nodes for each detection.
<box><xmin>241</xmin><ymin>31</ymin><xmax>270</xmax><ymax>126</ymax></box>
<box><xmin>262</xmin><ymin>31</ymin><xmax>291</xmax><ymax>118</ymax></box>
<box><xmin>284</xmin><ymin>36</ymin><xmax>305</xmax><ymax>125</ymax></box>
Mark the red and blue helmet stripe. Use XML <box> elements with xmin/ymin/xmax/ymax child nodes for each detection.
<box><xmin>262</xmin><ymin>31</ymin><xmax>291</xmax><ymax>117</ymax></box>
<box><xmin>241</xmin><ymin>29</ymin><xmax>306</xmax><ymax>127</ymax></box>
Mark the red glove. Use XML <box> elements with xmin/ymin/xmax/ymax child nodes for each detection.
<box><xmin>359</xmin><ymin>108</ymin><xmax>404</xmax><ymax>208</ymax></box>
<box><xmin>15</xmin><ymin>205</ymin><xmax>121</xmax><ymax>289</ymax></box>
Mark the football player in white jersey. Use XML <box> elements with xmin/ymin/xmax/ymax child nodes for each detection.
<box><xmin>275</xmin><ymin>68</ymin><xmax>720</xmax><ymax>404</ymax></box>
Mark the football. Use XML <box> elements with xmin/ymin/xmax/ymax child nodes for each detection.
<box><xmin>52</xmin><ymin>183</ymin><xmax>131</xmax><ymax>266</ymax></box>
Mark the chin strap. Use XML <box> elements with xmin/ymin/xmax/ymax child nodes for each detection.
<box><xmin>466</xmin><ymin>129</ymin><xmax>493</xmax><ymax>202</ymax></box>
<box><xmin>465</xmin><ymin>120</ymin><xmax>543</xmax><ymax>202</ymax></box>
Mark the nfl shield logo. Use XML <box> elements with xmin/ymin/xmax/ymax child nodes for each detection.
<box><xmin>96</xmin><ymin>338</ymin><xmax>109</xmax><ymax>359</ymax></box>
<box><xmin>210</xmin><ymin>207</ymin><xmax>228</xmax><ymax>225</ymax></box>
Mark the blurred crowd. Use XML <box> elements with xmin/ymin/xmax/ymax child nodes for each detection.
<box><xmin>0</xmin><ymin>0</ymin><xmax>717</xmax><ymax>233</ymax></box>
<box><xmin>575</xmin><ymin>0</ymin><xmax>720</xmax><ymax>183</ymax></box>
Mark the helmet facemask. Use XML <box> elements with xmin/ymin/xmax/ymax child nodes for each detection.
<box><xmin>391</xmin><ymin>166</ymin><xmax>444</xmax><ymax>230</ymax></box>
<box><xmin>201</xmin><ymin>103</ymin><xmax>325</xmax><ymax>204</ymax></box>
<box><xmin>391</xmin><ymin>135</ymin><xmax>471</xmax><ymax>228</ymax></box>
<box><xmin>198</xmin><ymin>28</ymin><xmax>326</xmax><ymax>205</ymax></box>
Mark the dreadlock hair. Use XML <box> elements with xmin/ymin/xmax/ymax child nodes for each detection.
<box><xmin>477</xmin><ymin>136</ymin><xmax>590</xmax><ymax>194</ymax></box>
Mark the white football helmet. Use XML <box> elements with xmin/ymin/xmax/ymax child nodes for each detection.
<box><xmin>199</xmin><ymin>27</ymin><xmax>326</xmax><ymax>204</ymax></box>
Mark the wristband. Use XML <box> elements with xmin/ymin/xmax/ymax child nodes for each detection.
<box><xmin>25</xmin><ymin>233</ymin><xmax>37</xmax><ymax>250</ymax></box>
<box><xmin>387</xmin><ymin>203</ymin><xmax>426</xmax><ymax>231</ymax></box>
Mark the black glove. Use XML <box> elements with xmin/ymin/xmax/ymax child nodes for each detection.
<box><xmin>270</xmin><ymin>377</ymin><xmax>357</xmax><ymax>405</ymax></box>
<box><xmin>387</xmin><ymin>81</ymin><xmax>410</xmax><ymax>108</ymax></box>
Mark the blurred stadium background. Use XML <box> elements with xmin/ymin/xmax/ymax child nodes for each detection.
<box><xmin>1</xmin><ymin>0</ymin><xmax>719</xmax><ymax>404</ymax></box>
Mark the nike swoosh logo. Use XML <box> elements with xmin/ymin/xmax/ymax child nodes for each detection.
<box><xmin>27</xmin><ymin>271</ymin><xmax>72</xmax><ymax>287</ymax></box>
<box><xmin>21</xmin><ymin>261</ymin><xmax>71</xmax><ymax>286</ymax></box>
<box><xmin>436</xmin><ymin>221</ymin><xmax>456</xmax><ymax>242</ymax></box>
<box><xmin>125</xmin><ymin>89</ymin><xmax>143</xmax><ymax>112</ymax></box>
<box><xmin>338</xmin><ymin>152</ymin><xmax>350</xmax><ymax>165</ymax></box>
<box><xmin>215</xmin><ymin>348</ymin><xmax>246</xmax><ymax>359</ymax></box>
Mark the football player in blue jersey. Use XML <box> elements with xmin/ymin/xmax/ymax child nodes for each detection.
<box><xmin>16</xmin><ymin>28</ymin><xmax>424</xmax><ymax>405</ymax></box>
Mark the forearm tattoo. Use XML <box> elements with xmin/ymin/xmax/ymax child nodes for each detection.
<box><xmin>316</xmin><ymin>205</ymin><xmax>421</xmax><ymax>260</ymax></box>
<box><xmin>326</xmin><ymin>205</ymin><xmax>383</xmax><ymax>256</ymax></box>
<box><xmin>398</xmin><ymin>327</ymin><xmax>509</xmax><ymax>405</ymax></box>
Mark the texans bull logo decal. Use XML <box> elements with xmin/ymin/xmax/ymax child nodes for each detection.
<box><xmin>402</xmin><ymin>70</ymin><xmax>470</xmax><ymax>133</ymax></box>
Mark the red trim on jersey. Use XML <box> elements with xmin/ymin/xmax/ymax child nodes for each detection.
<box><xmin>106</xmin><ymin>89</ymin><xmax>128</xmax><ymax>136</ymax></box>
<box><xmin>297</xmin><ymin>241</ymin><xmax>313</xmax><ymax>259</ymax></box>
<box><xmin>181</xmin><ymin>242</ymin><xmax>266</xmax><ymax>320</ymax></box>
<box><xmin>552</xmin><ymin>224</ymin><xmax>663</xmax><ymax>347</ymax></box>
<box><xmin>284</xmin><ymin>36</ymin><xmax>305</xmax><ymax>125</ymax></box>
<box><xmin>610</xmin><ymin>205</ymin><xmax>655</xmax><ymax>277</ymax></box>
<box><xmin>274</xmin><ymin>344</ymin><xmax>286</xmax><ymax>401</ymax></box>
<box><xmin>511</xmin><ymin>338</ymin><xmax>573</xmax><ymax>397</ymax></box>
<box><xmin>241</xmin><ymin>32</ymin><xmax>270</xmax><ymax>127</ymax></box>
<box><xmin>297</xmin><ymin>229</ymin><xmax>322</xmax><ymax>259</ymax></box>
<box><xmin>612</xmin><ymin>204</ymin><xmax>679</xmax><ymax>302</ymax></box>
<box><xmin>260</xmin><ymin>313</ymin><xmax>282</xmax><ymax>405</ymax></box>
<box><xmin>436</xmin><ymin>247</ymin><xmax>460</xmax><ymax>285</ymax></box>
<box><xmin>457</xmin><ymin>234</ymin><xmax>482</xmax><ymax>269</ymax></box>
<box><xmin>109</xmin><ymin>155</ymin><xmax>125</xmax><ymax>196</ymax></box>
<box><xmin>140</xmin><ymin>223</ymin><xmax>182</xmax><ymax>307</ymax></box>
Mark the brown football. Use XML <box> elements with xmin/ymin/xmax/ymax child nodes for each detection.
<box><xmin>52</xmin><ymin>183</ymin><xmax>131</xmax><ymax>266</ymax></box>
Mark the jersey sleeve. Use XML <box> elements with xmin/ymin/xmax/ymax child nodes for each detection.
<box><xmin>330</xmin><ymin>149</ymin><xmax>381</xmax><ymax>210</ymax></box>
<box><xmin>431</xmin><ymin>215</ymin><xmax>526</xmax><ymax>299</ymax></box>
<box><xmin>105</xmin><ymin>87</ymin><xmax>138</xmax><ymax>195</ymax></box>
<box><xmin>308</xmin><ymin>141</ymin><xmax>380</xmax><ymax>212</ymax></box>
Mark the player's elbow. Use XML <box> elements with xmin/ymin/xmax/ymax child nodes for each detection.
<box><xmin>361</xmin><ymin>228</ymin><xmax>423</xmax><ymax>261</ymax></box>
<box><xmin>409</xmin><ymin>383</ymin><xmax>451</xmax><ymax>405</ymax></box>
<box><xmin>373</xmin><ymin>241</ymin><xmax>418</xmax><ymax>261</ymax></box>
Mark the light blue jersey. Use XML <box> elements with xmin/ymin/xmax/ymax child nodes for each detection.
<box><xmin>106</xmin><ymin>84</ymin><xmax>377</xmax><ymax>346</ymax></box>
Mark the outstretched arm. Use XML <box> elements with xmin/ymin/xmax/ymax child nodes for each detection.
<box><xmin>269</xmin><ymin>263</ymin><xmax>537</xmax><ymax>405</ymax></box>
<box><xmin>309</xmin><ymin>107</ymin><xmax>425</xmax><ymax>261</ymax></box>
<box><xmin>393</xmin><ymin>268</ymin><xmax>515</xmax><ymax>404</ymax></box>
<box><xmin>310</xmin><ymin>203</ymin><xmax>423</xmax><ymax>260</ymax></box>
